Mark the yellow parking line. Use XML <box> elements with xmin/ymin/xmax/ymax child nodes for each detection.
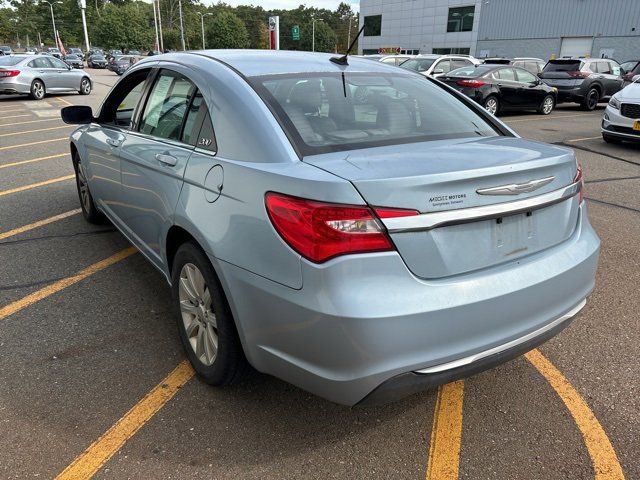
<box><xmin>0</xmin><ymin>137</ymin><xmax>67</xmax><ymax>151</ymax></box>
<box><xmin>425</xmin><ymin>381</ymin><xmax>465</xmax><ymax>480</ymax></box>
<box><xmin>54</xmin><ymin>96</ymin><xmax>74</xmax><ymax>106</ymax></box>
<box><xmin>0</xmin><ymin>153</ymin><xmax>67</xmax><ymax>169</ymax></box>
<box><xmin>567</xmin><ymin>136</ymin><xmax>602</xmax><ymax>143</ymax></box>
<box><xmin>0</xmin><ymin>174</ymin><xmax>75</xmax><ymax>197</ymax></box>
<box><xmin>0</xmin><ymin>246</ymin><xmax>137</xmax><ymax>321</ymax></box>
<box><xmin>0</xmin><ymin>118</ymin><xmax>61</xmax><ymax>127</ymax></box>
<box><xmin>525</xmin><ymin>349</ymin><xmax>625</xmax><ymax>479</ymax></box>
<box><xmin>0</xmin><ymin>108</ymin><xmax>23</xmax><ymax>114</ymax></box>
<box><xmin>0</xmin><ymin>209</ymin><xmax>81</xmax><ymax>241</ymax></box>
<box><xmin>0</xmin><ymin>125</ymin><xmax>69</xmax><ymax>137</ymax></box>
<box><xmin>0</xmin><ymin>114</ymin><xmax>31</xmax><ymax>120</ymax></box>
<box><xmin>56</xmin><ymin>361</ymin><xmax>194</xmax><ymax>480</ymax></box>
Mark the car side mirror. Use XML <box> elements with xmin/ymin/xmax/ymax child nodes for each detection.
<box><xmin>432</xmin><ymin>68</ymin><xmax>444</xmax><ymax>75</ymax></box>
<box><xmin>61</xmin><ymin>105</ymin><xmax>94</xmax><ymax>124</ymax></box>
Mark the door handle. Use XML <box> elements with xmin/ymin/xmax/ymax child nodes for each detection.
<box><xmin>155</xmin><ymin>153</ymin><xmax>178</xmax><ymax>166</ymax></box>
<box><xmin>106</xmin><ymin>137</ymin><xmax>122</xmax><ymax>147</ymax></box>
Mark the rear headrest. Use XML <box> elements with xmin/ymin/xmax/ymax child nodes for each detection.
<box><xmin>288</xmin><ymin>80</ymin><xmax>322</xmax><ymax>114</ymax></box>
<box><xmin>376</xmin><ymin>101</ymin><xmax>414</xmax><ymax>135</ymax></box>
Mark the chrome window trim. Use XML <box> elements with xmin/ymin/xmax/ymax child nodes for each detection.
<box><xmin>415</xmin><ymin>299</ymin><xmax>586</xmax><ymax>374</ymax></box>
<box><xmin>382</xmin><ymin>179</ymin><xmax>582</xmax><ymax>233</ymax></box>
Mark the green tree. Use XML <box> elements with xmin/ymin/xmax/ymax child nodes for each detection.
<box><xmin>92</xmin><ymin>3</ymin><xmax>154</xmax><ymax>50</ymax></box>
<box><xmin>299</xmin><ymin>20</ymin><xmax>336</xmax><ymax>53</ymax></box>
<box><xmin>205</xmin><ymin>11</ymin><xmax>249</xmax><ymax>49</ymax></box>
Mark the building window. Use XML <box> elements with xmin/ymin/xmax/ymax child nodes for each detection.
<box><xmin>432</xmin><ymin>47</ymin><xmax>471</xmax><ymax>55</ymax></box>
<box><xmin>364</xmin><ymin>15</ymin><xmax>382</xmax><ymax>36</ymax></box>
<box><xmin>447</xmin><ymin>6</ymin><xmax>475</xmax><ymax>32</ymax></box>
<box><xmin>362</xmin><ymin>49</ymin><xmax>379</xmax><ymax>55</ymax></box>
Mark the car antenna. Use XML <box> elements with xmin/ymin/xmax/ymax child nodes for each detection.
<box><xmin>330</xmin><ymin>24</ymin><xmax>365</xmax><ymax>66</ymax></box>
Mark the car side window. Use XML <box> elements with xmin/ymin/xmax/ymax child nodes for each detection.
<box><xmin>49</xmin><ymin>57</ymin><xmax>68</xmax><ymax>69</ymax></box>
<box><xmin>437</xmin><ymin>60</ymin><xmax>451</xmax><ymax>73</ymax></box>
<box><xmin>31</xmin><ymin>57</ymin><xmax>52</xmax><ymax>68</ymax></box>
<box><xmin>497</xmin><ymin>68</ymin><xmax>516</xmax><ymax>81</ymax></box>
<box><xmin>516</xmin><ymin>69</ymin><xmax>537</xmax><ymax>83</ymax></box>
<box><xmin>597</xmin><ymin>62</ymin><xmax>612</xmax><ymax>74</ymax></box>
<box><xmin>139</xmin><ymin>70</ymin><xmax>196</xmax><ymax>142</ymax></box>
<box><xmin>99</xmin><ymin>69</ymin><xmax>150</xmax><ymax>128</ymax></box>
<box><xmin>181</xmin><ymin>91</ymin><xmax>205</xmax><ymax>145</ymax></box>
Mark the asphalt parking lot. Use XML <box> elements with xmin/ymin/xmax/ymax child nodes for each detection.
<box><xmin>0</xmin><ymin>69</ymin><xmax>638</xmax><ymax>480</ymax></box>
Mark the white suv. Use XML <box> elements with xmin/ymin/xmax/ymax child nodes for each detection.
<box><xmin>400</xmin><ymin>54</ymin><xmax>480</xmax><ymax>78</ymax></box>
<box><xmin>602</xmin><ymin>76</ymin><xmax>640</xmax><ymax>143</ymax></box>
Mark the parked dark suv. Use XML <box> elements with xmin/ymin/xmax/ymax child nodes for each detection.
<box><xmin>539</xmin><ymin>58</ymin><xmax>623</xmax><ymax>110</ymax></box>
<box><xmin>483</xmin><ymin>57</ymin><xmax>546</xmax><ymax>74</ymax></box>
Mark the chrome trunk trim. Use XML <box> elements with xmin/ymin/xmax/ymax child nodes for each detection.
<box><xmin>382</xmin><ymin>180</ymin><xmax>582</xmax><ymax>233</ymax></box>
<box><xmin>414</xmin><ymin>299</ymin><xmax>586</xmax><ymax>375</ymax></box>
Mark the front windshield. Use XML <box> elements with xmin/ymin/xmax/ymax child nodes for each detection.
<box><xmin>252</xmin><ymin>72</ymin><xmax>498</xmax><ymax>155</ymax></box>
<box><xmin>400</xmin><ymin>58</ymin><xmax>436</xmax><ymax>72</ymax></box>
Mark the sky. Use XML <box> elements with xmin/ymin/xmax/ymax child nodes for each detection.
<box><xmin>212</xmin><ymin>0</ymin><xmax>360</xmax><ymax>11</ymax></box>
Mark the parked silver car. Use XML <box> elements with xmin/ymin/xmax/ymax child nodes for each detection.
<box><xmin>61</xmin><ymin>51</ymin><xmax>600</xmax><ymax>406</ymax></box>
<box><xmin>0</xmin><ymin>54</ymin><xmax>92</xmax><ymax>100</ymax></box>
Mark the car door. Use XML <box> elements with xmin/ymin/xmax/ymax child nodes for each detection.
<box><xmin>47</xmin><ymin>56</ymin><xmax>75</xmax><ymax>90</ymax></box>
<box><xmin>84</xmin><ymin>69</ymin><xmax>152</xmax><ymax>223</ymax></box>
<box><xmin>493</xmin><ymin>67</ymin><xmax>519</xmax><ymax>108</ymax></box>
<box><xmin>118</xmin><ymin>68</ymin><xmax>198</xmax><ymax>268</ymax></box>
<box><xmin>27</xmin><ymin>57</ymin><xmax>57</xmax><ymax>88</ymax></box>
<box><xmin>514</xmin><ymin>67</ymin><xmax>544</xmax><ymax>107</ymax></box>
<box><xmin>603</xmin><ymin>60</ymin><xmax>623</xmax><ymax>96</ymax></box>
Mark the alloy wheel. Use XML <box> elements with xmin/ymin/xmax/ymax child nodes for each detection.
<box><xmin>542</xmin><ymin>96</ymin><xmax>554</xmax><ymax>114</ymax></box>
<box><xmin>179</xmin><ymin>263</ymin><xmax>218</xmax><ymax>366</ymax></box>
<box><xmin>485</xmin><ymin>98</ymin><xmax>498</xmax><ymax>115</ymax></box>
<box><xmin>76</xmin><ymin>161</ymin><xmax>91</xmax><ymax>213</ymax></box>
<box><xmin>587</xmin><ymin>90</ymin><xmax>599</xmax><ymax>110</ymax></box>
<box><xmin>81</xmin><ymin>78</ymin><xmax>91</xmax><ymax>94</ymax></box>
<box><xmin>32</xmin><ymin>81</ymin><xmax>44</xmax><ymax>99</ymax></box>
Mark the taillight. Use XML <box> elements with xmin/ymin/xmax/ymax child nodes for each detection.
<box><xmin>0</xmin><ymin>70</ymin><xmax>19</xmax><ymax>78</ymax></box>
<box><xmin>574</xmin><ymin>163</ymin><xmax>584</xmax><ymax>204</ymax></box>
<box><xmin>265</xmin><ymin>193</ymin><xmax>417</xmax><ymax>263</ymax></box>
<box><xmin>568</xmin><ymin>71</ymin><xmax>590</xmax><ymax>79</ymax></box>
<box><xmin>456</xmin><ymin>79</ymin><xmax>485</xmax><ymax>88</ymax></box>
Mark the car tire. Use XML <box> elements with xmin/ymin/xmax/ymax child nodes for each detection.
<box><xmin>483</xmin><ymin>95</ymin><xmax>500</xmax><ymax>116</ymax></box>
<box><xmin>79</xmin><ymin>77</ymin><xmax>91</xmax><ymax>95</ymax></box>
<box><xmin>538</xmin><ymin>95</ymin><xmax>555</xmax><ymax>115</ymax></box>
<box><xmin>602</xmin><ymin>133</ymin><xmax>622</xmax><ymax>144</ymax></box>
<box><xmin>172</xmin><ymin>242</ymin><xmax>248</xmax><ymax>386</ymax></box>
<box><xmin>581</xmin><ymin>88</ymin><xmax>600</xmax><ymax>111</ymax></box>
<box><xmin>29</xmin><ymin>79</ymin><xmax>45</xmax><ymax>100</ymax></box>
<box><xmin>73</xmin><ymin>151</ymin><xmax>105</xmax><ymax>224</ymax></box>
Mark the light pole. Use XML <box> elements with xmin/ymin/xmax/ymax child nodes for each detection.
<box><xmin>41</xmin><ymin>0</ymin><xmax>62</xmax><ymax>47</ymax></box>
<box><xmin>311</xmin><ymin>14</ymin><xmax>323</xmax><ymax>52</ymax></box>
<box><xmin>178</xmin><ymin>0</ymin><xmax>186</xmax><ymax>51</ymax></box>
<box><xmin>152</xmin><ymin>0</ymin><xmax>160</xmax><ymax>51</ymax></box>
<box><xmin>196</xmin><ymin>12</ymin><xmax>213</xmax><ymax>50</ymax></box>
<box><xmin>77</xmin><ymin>0</ymin><xmax>90</xmax><ymax>53</ymax></box>
<box><xmin>156</xmin><ymin>0</ymin><xmax>164</xmax><ymax>52</ymax></box>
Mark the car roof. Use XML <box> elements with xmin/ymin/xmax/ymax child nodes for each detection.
<box><xmin>146</xmin><ymin>50</ymin><xmax>414</xmax><ymax>77</ymax></box>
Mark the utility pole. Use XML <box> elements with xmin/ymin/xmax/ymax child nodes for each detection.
<box><xmin>157</xmin><ymin>0</ymin><xmax>164</xmax><ymax>51</ymax></box>
<box><xmin>152</xmin><ymin>0</ymin><xmax>160</xmax><ymax>51</ymax></box>
<box><xmin>38</xmin><ymin>31</ymin><xmax>42</xmax><ymax>48</ymax></box>
<box><xmin>197</xmin><ymin>12</ymin><xmax>212</xmax><ymax>50</ymax></box>
<box><xmin>311</xmin><ymin>14</ymin><xmax>323</xmax><ymax>52</ymax></box>
<box><xmin>41</xmin><ymin>1</ymin><xmax>62</xmax><ymax>47</ymax></box>
<box><xmin>178</xmin><ymin>0</ymin><xmax>186</xmax><ymax>51</ymax></box>
<box><xmin>347</xmin><ymin>16</ymin><xmax>352</xmax><ymax>48</ymax></box>
<box><xmin>78</xmin><ymin>0</ymin><xmax>90</xmax><ymax>52</ymax></box>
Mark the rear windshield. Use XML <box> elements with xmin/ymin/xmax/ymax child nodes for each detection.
<box><xmin>543</xmin><ymin>60</ymin><xmax>582</xmax><ymax>72</ymax></box>
<box><xmin>0</xmin><ymin>57</ymin><xmax>23</xmax><ymax>66</ymax></box>
<box><xmin>400</xmin><ymin>58</ymin><xmax>436</xmax><ymax>72</ymax></box>
<box><xmin>251</xmin><ymin>72</ymin><xmax>499</xmax><ymax>156</ymax></box>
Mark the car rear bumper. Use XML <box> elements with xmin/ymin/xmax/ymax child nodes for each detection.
<box><xmin>602</xmin><ymin>104</ymin><xmax>640</xmax><ymax>141</ymax></box>
<box><xmin>213</xmin><ymin>204</ymin><xmax>600</xmax><ymax>406</ymax></box>
<box><xmin>0</xmin><ymin>77</ymin><xmax>31</xmax><ymax>94</ymax></box>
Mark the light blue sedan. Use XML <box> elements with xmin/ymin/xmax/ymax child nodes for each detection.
<box><xmin>61</xmin><ymin>50</ymin><xmax>600</xmax><ymax>406</ymax></box>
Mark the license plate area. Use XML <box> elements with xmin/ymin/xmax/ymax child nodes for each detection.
<box><xmin>493</xmin><ymin>211</ymin><xmax>536</xmax><ymax>256</ymax></box>
<box><xmin>633</xmin><ymin>120</ymin><xmax>640</xmax><ymax>131</ymax></box>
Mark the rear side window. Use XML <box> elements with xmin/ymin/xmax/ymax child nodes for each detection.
<box><xmin>543</xmin><ymin>61</ymin><xmax>582</xmax><ymax>72</ymax></box>
<box><xmin>436</xmin><ymin>60</ymin><xmax>452</xmax><ymax>73</ymax></box>
<box><xmin>139</xmin><ymin>70</ymin><xmax>195</xmax><ymax>141</ymax></box>
<box><xmin>29</xmin><ymin>57</ymin><xmax>52</xmax><ymax>68</ymax></box>
<box><xmin>496</xmin><ymin>68</ymin><xmax>516</xmax><ymax>81</ymax></box>
<box><xmin>596</xmin><ymin>62</ymin><xmax>612</xmax><ymax>74</ymax></box>
<box><xmin>252</xmin><ymin>72</ymin><xmax>499</xmax><ymax>155</ymax></box>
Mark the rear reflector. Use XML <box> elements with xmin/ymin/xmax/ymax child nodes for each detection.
<box><xmin>0</xmin><ymin>70</ymin><xmax>19</xmax><ymax>78</ymax></box>
<box><xmin>574</xmin><ymin>163</ymin><xmax>584</xmax><ymax>203</ymax></box>
<box><xmin>456</xmin><ymin>79</ymin><xmax>485</xmax><ymax>88</ymax></box>
<box><xmin>265</xmin><ymin>193</ymin><xmax>415</xmax><ymax>263</ymax></box>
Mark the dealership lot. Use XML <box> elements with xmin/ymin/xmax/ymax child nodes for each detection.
<box><xmin>0</xmin><ymin>70</ymin><xmax>638</xmax><ymax>479</ymax></box>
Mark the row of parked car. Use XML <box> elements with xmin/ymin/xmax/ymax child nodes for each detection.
<box><xmin>363</xmin><ymin>53</ymin><xmax>639</xmax><ymax>117</ymax></box>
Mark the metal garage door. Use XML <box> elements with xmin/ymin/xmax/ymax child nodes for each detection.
<box><xmin>560</xmin><ymin>37</ymin><xmax>593</xmax><ymax>58</ymax></box>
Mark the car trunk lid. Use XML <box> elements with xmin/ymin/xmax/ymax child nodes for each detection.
<box><xmin>305</xmin><ymin>136</ymin><xmax>581</xmax><ymax>278</ymax></box>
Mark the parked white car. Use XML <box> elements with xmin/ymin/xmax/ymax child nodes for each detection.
<box><xmin>400</xmin><ymin>54</ymin><xmax>480</xmax><ymax>78</ymax></box>
<box><xmin>602</xmin><ymin>75</ymin><xmax>640</xmax><ymax>143</ymax></box>
<box><xmin>360</xmin><ymin>54</ymin><xmax>417</xmax><ymax>66</ymax></box>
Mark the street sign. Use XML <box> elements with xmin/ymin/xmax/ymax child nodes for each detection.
<box><xmin>292</xmin><ymin>25</ymin><xmax>300</xmax><ymax>41</ymax></box>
